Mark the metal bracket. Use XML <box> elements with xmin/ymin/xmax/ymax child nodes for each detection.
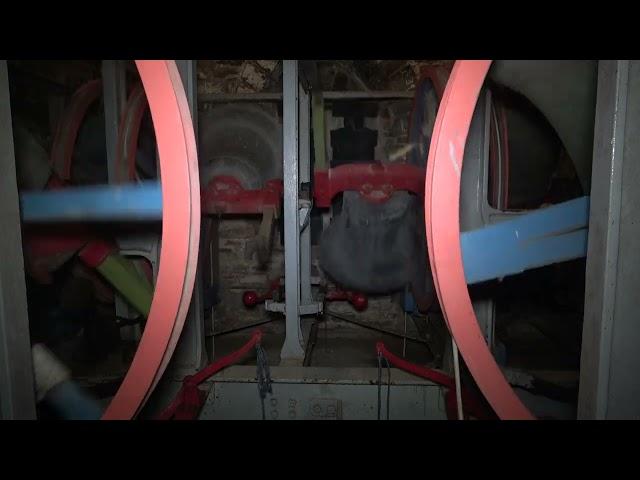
<box><xmin>265</xmin><ymin>300</ymin><xmax>323</xmax><ymax>316</ymax></box>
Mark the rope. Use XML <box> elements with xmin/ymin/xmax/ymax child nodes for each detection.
<box><xmin>384</xmin><ymin>357</ymin><xmax>391</xmax><ymax>420</ymax></box>
<box><xmin>377</xmin><ymin>353</ymin><xmax>391</xmax><ymax>420</ymax></box>
<box><xmin>256</xmin><ymin>344</ymin><xmax>272</xmax><ymax>420</ymax></box>
<box><xmin>375</xmin><ymin>341</ymin><xmax>495</xmax><ymax>420</ymax></box>
<box><xmin>377</xmin><ymin>353</ymin><xmax>382</xmax><ymax>420</ymax></box>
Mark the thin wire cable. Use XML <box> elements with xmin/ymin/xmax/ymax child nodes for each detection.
<box><xmin>403</xmin><ymin>312</ymin><xmax>407</xmax><ymax>357</ymax></box>
<box><xmin>452</xmin><ymin>338</ymin><xmax>464</xmax><ymax>420</ymax></box>
<box><xmin>377</xmin><ymin>354</ymin><xmax>392</xmax><ymax>420</ymax></box>
<box><xmin>256</xmin><ymin>344</ymin><xmax>272</xmax><ymax>421</ymax></box>
<box><xmin>384</xmin><ymin>357</ymin><xmax>391</xmax><ymax>420</ymax></box>
<box><xmin>377</xmin><ymin>354</ymin><xmax>382</xmax><ymax>420</ymax></box>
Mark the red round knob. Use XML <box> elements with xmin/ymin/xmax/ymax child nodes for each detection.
<box><xmin>243</xmin><ymin>291</ymin><xmax>260</xmax><ymax>307</ymax></box>
<box><xmin>350</xmin><ymin>293</ymin><xmax>368</xmax><ymax>311</ymax></box>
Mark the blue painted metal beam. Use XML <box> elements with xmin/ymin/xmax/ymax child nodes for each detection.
<box><xmin>20</xmin><ymin>182</ymin><xmax>162</xmax><ymax>223</ymax></box>
<box><xmin>20</xmin><ymin>182</ymin><xmax>589</xmax><ymax>285</ymax></box>
<box><xmin>461</xmin><ymin>196</ymin><xmax>590</xmax><ymax>285</ymax></box>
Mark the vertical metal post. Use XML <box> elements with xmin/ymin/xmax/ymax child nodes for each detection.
<box><xmin>104</xmin><ymin>60</ymin><xmax>150</xmax><ymax>339</ymax></box>
<box><xmin>102</xmin><ymin>60</ymin><xmax>127</xmax><ymax>183</ymax></box>
<box><xmin>280</xmin><ymin>60</ymin><xmax>305</xmax><ymax>362</ymax></box>
<box><xmin>166</xmin><ymin>60</ymin><xmax>208</xmax><ymax>371</ymax></box>
<box><xmin>0</xmin><ymin>60</ymin><xmax>37</xmax><ymax>419</ymax></box>
<box><xmin>299</xmin><ymin>83</ymin><xmax>313</xmax><ymax>305</ymax></box>
<box><xmin>578</xmin><ymin>60</ymin><xmax>637</xmax><ymax>419</ymax></box>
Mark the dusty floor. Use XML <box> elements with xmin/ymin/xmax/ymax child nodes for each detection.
<box><xmin>211</xmin><ymin>317</ymin><xmax>433</xmax><ymax>368</ymax></box>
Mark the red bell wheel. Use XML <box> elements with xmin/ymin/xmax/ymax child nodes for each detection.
<box><xmin>100</xmin><ymin>60</ymin><xmax>200</xmax><ymax>419</ymax></box>
<box><xmin>425</xmin><ymin>60</ymin><xmax>535</xmax><ymax>420</ymax></box>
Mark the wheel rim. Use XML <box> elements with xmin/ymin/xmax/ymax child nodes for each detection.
<box><xmin>425</xmin><ymin>60</ymin><xmax>535</xmax><ymax>420</ymax></box>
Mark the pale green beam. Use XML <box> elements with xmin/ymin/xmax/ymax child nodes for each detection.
<box><xmin>312</xmin><ymin>92</ymin><xmax>326</xmax><ymax>171</ymax></box>
<box><xmin>95</xmin><ymin>254</ymin><xmax>153</xmax><ymax>317</ymax></box>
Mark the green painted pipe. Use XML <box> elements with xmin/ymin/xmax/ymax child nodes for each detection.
<box><xmin>95</xmin><ymin>254</ymin><xmax>153</xmax><ymax>317</ymax></box>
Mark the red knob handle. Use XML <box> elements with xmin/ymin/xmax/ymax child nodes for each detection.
<box><xmin>349</xmin><ymin>292</ymin><xmax>368</xmax><ymax>311</ymax></box>
<box><xmin>243</xmin><ymin>290</ymin><xmax>260</xmax><ymax>308</ymax></box>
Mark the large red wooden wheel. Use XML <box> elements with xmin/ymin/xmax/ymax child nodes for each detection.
<box><xmin>425</xmin><ymin>60</ymin><xmax>535</xmax><ymax>420</ymax></box>
<box><xmin>100</xmin><ymin>60</ymin><xmax>200</xmax><ymax>419</ymax></box>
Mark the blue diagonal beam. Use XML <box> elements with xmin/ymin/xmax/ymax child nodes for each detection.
<box><xmin>461</xmin><ymin>196</ymin><xmax>590</xmax><ymax>285</ymax></box>
<box><xmin>21</xmin><ymin>183</ymin><xmax>590</xmax><ymax>284</ymax></box>
<box><xmin>20</xmin><ymin>181</ymin><xmax>162</xmax><ymax>223</ymax></box>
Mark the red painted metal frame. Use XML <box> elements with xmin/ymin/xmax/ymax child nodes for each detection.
<box><xmin>77</xmin><ymin>240</ymin><xmax>117</xmax><ymax>268</ymax></box>
<box><xmin>242</xmin><ymin>278</ymin><xmax>281</xmax><ymax>307</ymax></box>
<box><xmin>376</xmin><ymin>342</ymin><xmax>495</xmax><ymax>420</ymax></box>
<box><xmin>22</xmin><ymin>231</ymin><xmax>90</xmax><ymax>284</ymax></box>
<box><xmin>242</xmin><ymin>281</ymin><xmax>368</xmax><ymax>311</ymax></box>
<box><xmin>156</xmin><ymin>329</ymin><xmax>263</xmax><ymax>420</ymax></box>
<box><xmin>314</xmin><ymin>163</ymin><xmax>425</xmax><ymax>208</ymax></box>
<box><xmin>324</xmin><ymin>287</ymin><xmax>368</xmax><ymax>311</ymax></box>
<box><xmin>101</xmin><ymin>60</ymin><xmax>200</xmax><ymax>419</ymax></box>
<box><xmin>201</xmin><ymin>163</ymin><xmax>425</xmax><ymax>214</ymax></box>
<box><xmin>202</xmin><ymin>176</ymin><xmax>283</xmax><ymax>214</ymax></box>
<box><xmin>425</xmin><ymin>60</ymin><xmax>534</xmax><ymax>420</ymax></box>
<box><xmin>49</xmin><ymin>79</ymin><xmax>102</xmax><ymax>182</ymax></box>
